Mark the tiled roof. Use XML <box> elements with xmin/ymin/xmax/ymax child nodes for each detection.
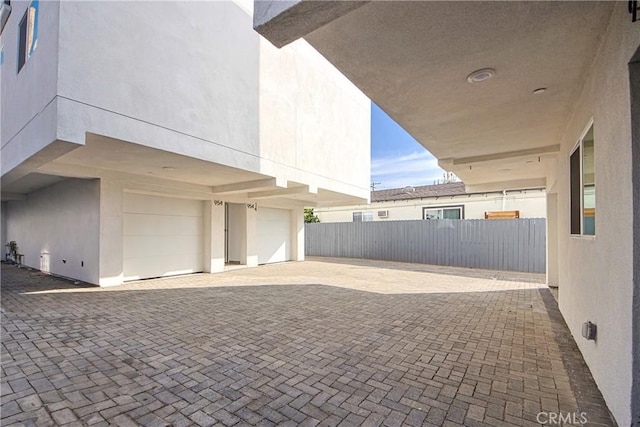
<box><xmin>371</xmin><ymin>182</ymin><xmax>468</xmax><ymax>202</ymax></box>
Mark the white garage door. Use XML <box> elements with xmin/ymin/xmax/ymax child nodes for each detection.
<box><xmin>257</xmin><ymin>207</ymin><xmax>291</xmax><ymax>264</ymax></box>
<box><xmin>123</xmin><ymin>193</ymin><xmax>203</xmax><ymax>281</ymax></box>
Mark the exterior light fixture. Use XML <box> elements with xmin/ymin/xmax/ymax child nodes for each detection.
<box><xmin>467</xmin><ymin>68</ymin><xmax>495</xmax><ymax>83</ymax></box>
<box><xmin>533</xmin><ymin>87</ymin><xmax>547</xmax><ymax>94</ymax></box>
<box><xmin>162</xmin><ymin>166</ymin><xmax>175</xmax><ymax>171</ymax></box>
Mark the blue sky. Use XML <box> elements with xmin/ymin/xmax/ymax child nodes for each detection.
<box><xmin>370</xmin><ymin>103</ymin><xmax>446</xmax><ymax>190</ymax></box>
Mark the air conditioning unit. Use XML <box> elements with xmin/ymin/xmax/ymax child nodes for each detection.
<box><xmin>377</xmin><ymin>210</ymin><xmax>389</xmax><ymax>218</ymax></box>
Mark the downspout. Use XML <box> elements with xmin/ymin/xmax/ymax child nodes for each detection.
<box><xmin>502</xmin><ymin>190</ymin><xmax>507</xmax><ymax>211</ymax></box>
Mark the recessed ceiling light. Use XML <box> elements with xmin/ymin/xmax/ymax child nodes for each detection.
<box><xmin>533</xmin><ymin>87</ymin><xmax>547</xmax><ymax>94</ymax></box>
<box><xmin>467</xmin><ymin>68</ymin><xmax>495</xmax><ymax>83</ymax></box>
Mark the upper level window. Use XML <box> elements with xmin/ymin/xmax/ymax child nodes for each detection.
<box><xmin>18</xmin><ymin>9</ymin><xmax>26</xmax><ymax>70</ymax></box>
<box><xmin>0</xmin><ymin>0</ymin><xmax>11</xmax><ymax>35</ymax></box>
<box><xmin>17</xmin><ymin>0</ymin><xmax>38</xmax><ymax>72</ymax></box>
<box><xmin>423</xmin><ymin>205</ymin><xmax>463</xmax><ymax>220</ymax></box>
<box><xmin>570</xmin><ymin>122</ymin><xmax>596</xmax><ymax>235</ymax></box>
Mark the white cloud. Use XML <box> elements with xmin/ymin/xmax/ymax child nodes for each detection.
<box><xmin>371</xmin><ymin>151</ymin><xmax>447</xmax><ymax>189</ymax></box>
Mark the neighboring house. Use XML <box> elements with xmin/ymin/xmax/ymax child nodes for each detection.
<box><xmin>256</xmin><ymin>3</ymin><xmax>640</xmax><ymax>425</ymax></box>
<box><xmin>315</xmin><ymin>182</ymin><xmax>546</xmax><ymax>223</ymax></box>
<box><xmin>0</xmin><ymin>0</ymin><xmax>370</xmax><ymax>286</ymax></box>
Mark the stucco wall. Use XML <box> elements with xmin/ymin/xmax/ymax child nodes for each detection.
<box><xmin>4</xmin><ymin>179</ymin><xmax>100</xmax><ymax>284</ymax></box>
<box><xmin>316</xmin><ymin>190</ymin><xmax>546</xmax><ymax>223</ymax></box>
<box><xmin>555</xmin><ymin>7</ymin><xmax>639</xmax><ymax>425</ymax></box>
<box><xmin>47</xmin><ymin>1</ymin><xmax>370</xmax><ymax>200</ymax></box>
<box><xmin>546</xmin><ymin>193</ymin><xmax>559</xmax><ymax>287</ymax></box>
<box><xmin>259</xmin><ymin>37</ymin><xmax>371</xmax><ymax>195</ymax></box>
<box><xmin>56</xmin><ymin>0</ymin><xmax>260</xmax><ymax>164</ymax></box>
<box><xmin>227</xmin><ymin>203</ymin><xmax>245</xmax><ymax>263</ymax></box>
<box><xmin>98</xmin><ymin>179</ymin><xmax>123</xmax><ymax>287</ymax></box>
<box><xmin>1</xmin><ymin>0</ymin><xmax>61</xmax><ymax>174</ymax></box>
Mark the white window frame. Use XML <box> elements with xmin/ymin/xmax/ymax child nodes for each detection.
<box><xmin>422</xmin><ymin>205</ymin><xmax>464</xmax><ymax>220</ymax></box>
<box><xmin>570</xmin><ymin>119</ymin><xmax>596</xmax><ymax>238</ymax></box>
<box><xmin>17</xmin><ymin>0</ymin><xmax>38</xmax><ymax>73</ymax></box>
<box><xmin>352</xmin><ymin>211</ymin><xmax>374</xmax><ymax>222</ymax></box>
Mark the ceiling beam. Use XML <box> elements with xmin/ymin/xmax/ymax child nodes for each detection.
<box><xmin>211</xmin><ymin>177</ymin><xmax>286</xmax><ymax>195</ymax></box>
<box><xmin>38</xmin><ymin>162</ymin><xmax>215</xmax><ymax>194</ymax></box>
<box><xmin>123</xmin><ymin>184</ymin><xmax>215</xmax><ymax>201</ymax></box>
<box><xmin>248</xmin><ymin>185</ymin><xmax>318</xmax><ymax>199</ymax></box>
<box><xmin>441</xmin><ymin>145</ymin><xmax>560</xmax><ymax>168</ymax></box>
<box><xmin>465</xmin><ymin>178</ymin><xmax>547</xmax><ymax>193</ymax></box>
<box><xmin>262</xmin><ymin>199</ymin><xmax>319</xmax><ymax>208</ymax></box>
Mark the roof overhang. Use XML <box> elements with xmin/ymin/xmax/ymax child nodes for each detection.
<box><xmin>255</xmin><ymin>0</ymin><xmax>615</xmax><ymax>191</ymax></box>
<box><xmin>1</xmin><ymin>134</ymin><xmax>367</xmax><ymax>207</ymax></box>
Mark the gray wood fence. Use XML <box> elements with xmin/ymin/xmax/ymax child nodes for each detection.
<box><xmin>305</xmin><ymin>218</ymin><xmax>546</xmax><ymax>273</ymax></box>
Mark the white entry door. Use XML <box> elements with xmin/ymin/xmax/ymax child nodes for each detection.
<box><xmin>257</xmin><ymin>207</ymin><xmax>291</xmax><ymax>264</ymax></box>
<box><xmin>123</xmin><ymin>193</ymin><xmax>203</xmax><ymax>281</ymax></box>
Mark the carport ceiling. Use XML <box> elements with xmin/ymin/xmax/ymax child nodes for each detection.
<box><xmin>304</xmin><ymin>1</ymin><xmax>614</xmax><ymax>184</ymax></box>
<box><xmin>46</xmin><ymin>134</ymin><xmax>268</xmax><ymax>187</ymax></box>
<box><xmin>3</xmin><ymin>134</ymin><xmax>362</xmax><ymax>206</ymax></box>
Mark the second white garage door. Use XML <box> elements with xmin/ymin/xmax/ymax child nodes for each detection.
<box><xmin>123</xmin><ymin>193</ymin><xmax>204</xmax><ymax>281</ymax></box>
<box><xmin>257</xmin><ymin>207</ymin><xmax>291</xmax><ymax>264</ymax></box>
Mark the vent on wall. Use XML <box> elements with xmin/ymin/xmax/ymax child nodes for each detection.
<box><xmin>377</xmin><ymin>210</ymin><xmax>389</xmax><ymax>218</ymax></box>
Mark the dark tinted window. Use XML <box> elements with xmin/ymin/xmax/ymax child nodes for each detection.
<box><xmin>18</xmin><ymin>9</ymin><xmax>27</xmax><ymax>71</ymax></box>
<box><xmin>570</xmin><ymin>146</ymin><xmax>581</xmax><ymax>234</ymax></box>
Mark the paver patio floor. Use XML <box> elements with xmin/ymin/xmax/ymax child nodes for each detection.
<box><xmin>1</xmin><ymin>258</ymin><xmax>614</xmax><ymax>426</ymax></box>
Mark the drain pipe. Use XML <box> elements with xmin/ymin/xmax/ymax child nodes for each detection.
<box><xmin>502</xmin><ymin>190</ymin><xmax>507</xmax><ymax>211</ymax></box>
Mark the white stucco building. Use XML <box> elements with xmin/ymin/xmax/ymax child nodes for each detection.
<box><xmin>315</xmin><ymin>182</ymin><xmax>546</xmax><ymax>223</ymax></box>
<box><xmin>255</xmin><ymin>2</ymin><xmax>640</xmax><ymax>425</ymax></box>
<box><xmin>0</xmin><ymin>0</ymin><xmax>370</xmax><ymax>286</ymax></box>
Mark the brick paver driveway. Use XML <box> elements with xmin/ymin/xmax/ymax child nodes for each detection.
<box><xmin>1</xmin><ymin>258</ymin><xmax>613</xmax><ymax>426</ymax></box>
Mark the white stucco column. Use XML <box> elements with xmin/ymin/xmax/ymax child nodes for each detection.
<box><xmin>546</xmin><ymin>192</ymin><xmax>559</xmax><ymax>288</ymax></box>
<box><xmin>99</xmin><ymin>180</ymin><xmax>124</xmax><ymax>287</ymax></box>
<box><xmin>1</xmin><ymin>202</ymin><xmax>7</xmax><ymax>249</ymax></box>
<box><xmin>204</xmin><ymin>200</ymin><xmax>225</xmax><ymax>273</ymax></box>
<box><xmin>242</xmin><ymin>203</ymin><xmax>259</xmax><ymax>267</ymax></box>
<box><xmin>291</xmin><ymin>208</ymin><xmax>305</xmax><ymax>261</ymax></box>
